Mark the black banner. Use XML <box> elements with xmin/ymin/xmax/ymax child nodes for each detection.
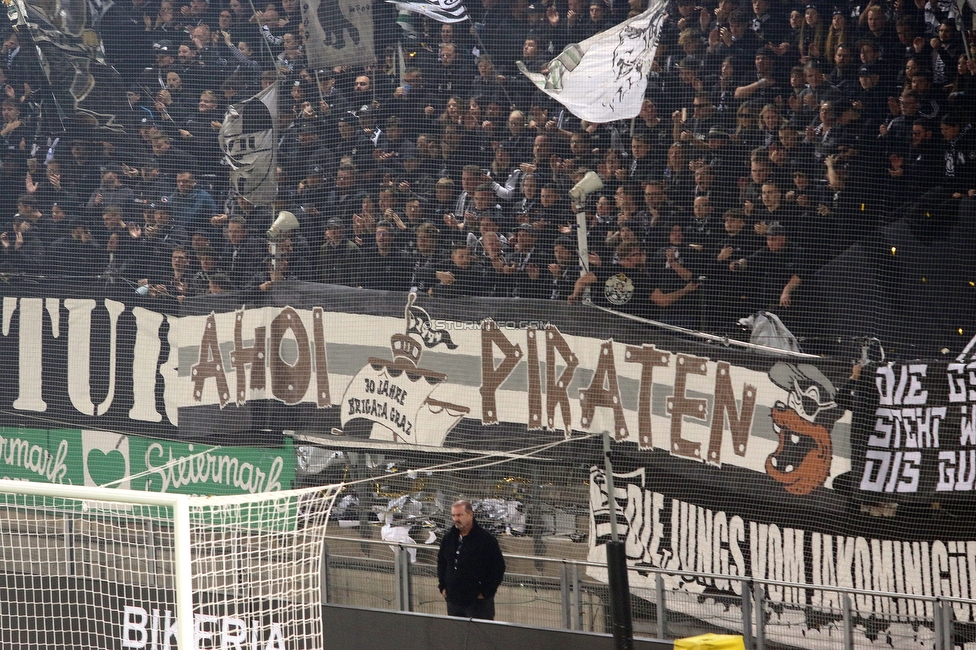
<box><xmin>852</xmin><ymin>344</ymin><xmax>976</xmax><ymax>499</ymax></box>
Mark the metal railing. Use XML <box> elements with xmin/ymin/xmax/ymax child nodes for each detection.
<box><xmin>321</xmin><ymin>534</ymin><xmax>976</xmax><ymax>650</ymax></box>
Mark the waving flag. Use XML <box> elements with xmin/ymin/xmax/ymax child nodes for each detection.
<box><xmin>388</xmin><ymin>0</ymin><xmax>468</xmax><ymax>23</ymax></box>
<box><xmin>406</xmin><ymin>302</ymin><xmax>458</xmax><ymax>350</ymax></box>
<box><xmin>517</xmin><ymin>0</ymin><xmax>667</xmax><ymax>123</ymax></box>
<box><xmin>303</xmin><ymin>0</ymin><xmax>375</xmax><ymax>70</ymax></box>
<box><xmin>219</xmin><ymin>82</ymin><xmax>278</xmax><ymax>206</ymax></box>
<box><xmin>7</xmin><ymin>0</ymin><xmax>127</xmax><ymax>133</ymax></box>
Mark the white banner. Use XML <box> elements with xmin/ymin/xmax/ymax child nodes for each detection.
<box><xmin>517</xmin><ymin>0</ymin><xmax>668</xmax><ymax>123</ymax></box>
<box><xmin>302</xmin><ymin>0</ymin><xmax>374</xmax><ymax>71</ymax></box>
<box><xmin>1</xmin><ymin>295</ymin><xmax>856</xmax><ymax>498</ymax></box>
<box><xmin>219</xmin><ymin>82</ymin><xmax>278</xmax><ymax>206</ymax></box>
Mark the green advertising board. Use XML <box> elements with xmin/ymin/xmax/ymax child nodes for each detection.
<box><xmin>0</xmin><ymin>428</ymin><xmax>295</xmax><ymax>495</ymax></box>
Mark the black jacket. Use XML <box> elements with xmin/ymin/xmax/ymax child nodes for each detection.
<box><xmin>437</xmin><ymin>522</ymin><xmax>505</xmax><ymax>605</ymax></box>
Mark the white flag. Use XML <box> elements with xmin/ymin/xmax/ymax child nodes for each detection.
<box><xmin>219</xmin><ymin>82</ymin><xmax>278</xmax><ymax>207</ymax></box>
<box><xmin>303</xmin><ymin>0</ymin><xmax>375</xmax><ymax>71</ymax></box>
<box><xmin>517</xmin><ymin>0</ymin><xmax>667</xmax><ymax>123</ymax></box>
<box><xmin>388</xmin><ymin>0</ymin><xmax>468</xmax><ymax>23</ymax></box>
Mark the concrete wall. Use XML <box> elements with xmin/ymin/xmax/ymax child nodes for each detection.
<box><xmin>321</xmin><ymin>604</ymin><xmax>673</xmax><ymax>650</ymax></box>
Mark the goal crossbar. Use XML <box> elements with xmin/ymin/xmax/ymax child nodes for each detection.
<box><xmin>0</xmin><ymin>479</ymin><xmax>340</xmax><ymax>650</ymax></box>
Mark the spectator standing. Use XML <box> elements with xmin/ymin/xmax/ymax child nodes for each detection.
<box><xmin>432</xmin><ymin>240</ymin><xmax>486</xmax><ymax>298</ymax></box>
<box><xmin>428</xmin><ymin>43</ymin><xmax>469</xmax><ymax>109</ymax></box>
<box><xmin>649</xmin><ymin>232</ymin><xmax>703</xmax><ymax>329</ymax></box>
<box><xmin>163</xmin><ymin>171</ymin><xmax>218</xmax><ymax>233</ymax></box>
<box><xmin>569</xmin><ymin>240</ymin><xmax>652</xmax><ymax>318</ymax></box>
<box><xmin>318</xmin><ymin>218</ymin><xmax>362</xmax><ymax>287</ymax></box>
<box><xmin>508</xmin><ymin>223</ymin><xmax>550</xmax><ymax>298</ymax></box>
<box><xmin>360</xmin><ymin>220</ymin><xmax>411</xmax><ymax>291</ymax></box>
<box><xmin>730</xmin><ymin>223</ymin><xmax>807</xmax><ymax>314</ymax></box>
<box><xmin>897</xmin><ymin>119</ymin><xmax>943</xmax><ymax>198</ymax></box>
<box><xmin>707</xmin><ymin>208</ymin><xmax>763</xmax><ymax>320</ymax></box>
<box><xmin>178</xmin><ymin>90</ymin><xmax>225</xmax><ymax>183</ymax></box>
<box><xmin>0</xmin><ymin>213</ymin><xmax>44</xmax><ymax>274</ymax></box>
<box><xmin>218</xmin><ymin>216</ymin><xmax>266</xmax><ymax>290</ymax></box>
<box><xmin>86</xmin><ymin>165</ymin><xmax>136</xmax><ymax>221</ymax></box>
<box><xmin>437</xmin><ymin>500</ymin><xmax>506</xmax><ymax>621</ymax></box>
<box><xmin>406</xmin><ymin>222</ymin><xmax>445</xmax><ymax>293</ymax></box>
<box><xmin>49</xmin><ymin>218</ymin><xmax>103</xmax><ymax>280</ymax></box>
<box><xmin>940</xmin><ymin>113</ymin><xmax>976</xmax><ymax>196</ymax></box>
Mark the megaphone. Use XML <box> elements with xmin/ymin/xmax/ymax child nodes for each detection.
<box><xmin>568</xmin><ymin>170</ymin><xmax>604</xmax><ymax>202</ymax></box>
<box><xmin>267</xmin><ymin>210</ymin><xmax>300</xmax><ymax>240</ymax></box>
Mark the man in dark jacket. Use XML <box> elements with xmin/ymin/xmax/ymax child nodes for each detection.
<box><xmin>437</xmin><ymin>499</ymin><xmax>506</xmax><ymax>620</ymax></box>
<box><xmin>318</xmin><ymin>218</ymin><xmax>362</xmax><ymax>287</ymax></box>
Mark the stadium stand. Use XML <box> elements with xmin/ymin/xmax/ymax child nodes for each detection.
<box><xmin>1</xmin><ymin>0</ymin><xmax>973</xmax><ymax>356</ymax></box>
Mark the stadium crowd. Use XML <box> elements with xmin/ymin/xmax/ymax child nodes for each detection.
<box><xmin>1</xmin><ymin>0</ymin><xmax>974</xmax><ymax>334</ymax></box>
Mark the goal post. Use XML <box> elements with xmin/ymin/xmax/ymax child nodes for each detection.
<box><xmin>0</xmin><ymin>479</ymin><xmax>340</xmax><ymax>650</ymax></box>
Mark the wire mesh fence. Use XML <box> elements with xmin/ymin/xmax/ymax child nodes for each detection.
<box><xmin>3</xmin><ymin>0</ymin><xmax>976</xmax><ymax>646</ymax></box>
<box><xmin>321</xmin><ymin>530</ymin><xmax>976</xmax><ymax>650</ymax></box>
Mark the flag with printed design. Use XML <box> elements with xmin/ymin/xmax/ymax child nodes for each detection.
<box><xmin>219</xmin><ymin>82</ymin><xmax>278</xmax><ymax>206</ymax></box>
<box><xmin>303</xmin><ymin>0</ymin><xmax>375</xmax><ymax>71</ymax></box>
<box><xmin>9</xmin><ymin>0</ymin><xmax>127</xmax><ymax>133</ymax></box>
<box><xmin>517</xmin><ymin>0</ymin><xmax>668</xmax><ymax>123</ymax></box>
<box><xmin>388</xmin><ymin>0</ymin><xmax>469</xmax><ymax>23</ymax></box>
<box><xmin>406</xmin><ymin>303</ymin><xmax>458</xmax><ymax>349</ymax></box>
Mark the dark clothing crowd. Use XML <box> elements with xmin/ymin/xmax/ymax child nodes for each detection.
<box><xmin>2</xmin><ymin>0</ymin><xmax>975</xmax><ymax>334</ymax></box>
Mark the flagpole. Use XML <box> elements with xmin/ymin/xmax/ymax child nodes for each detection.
<box><xmin>246</xmin><ymin>0</ymin><xmax>282</xmax><ymax>74</ymax></box>
<box><xmin>371</xmin><ymin>56</ymin><xmax>377</xmax><ymax>106</ymax></box>
<box><xmin>138</xmin><ymin>82</ymin><xmax>175</xmax><ymax>123</ymax></box>
<box><xmin>602</xmin><ymin>431</ymin><xmax>635</xmax><ymax>650</ymax></box>
<box><xmin>243</xmin><ymin>0</ymin><xmax>284</xmax><ymax>207</ymax></box>
<box><xmin>397</xmin><ymin>40</ymin><xmax>406</xmax><ymax>87</ymax></box>
<box><xmin>314</xmin><ymin>68</ymin><xmax>326</xmax><ymax>107</ymax></box>
<box><xmin>952</xmin><ymin>0</ymin><xmax>972</xmax><ymax>62</ymax></box>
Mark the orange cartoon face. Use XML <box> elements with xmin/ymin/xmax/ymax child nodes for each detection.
<box><xmin>765</xmin><ymin>364</ymin><xmax>839</xmax><ymax>495</ymax></box>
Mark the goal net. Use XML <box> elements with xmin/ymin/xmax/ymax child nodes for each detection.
<box><xmin>0</xmin><ymin>480</ymin><xmax>339</xmax><ymax>650</ymax></box>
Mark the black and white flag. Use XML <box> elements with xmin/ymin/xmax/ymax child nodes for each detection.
<box><xmin>11</xmin><ymin>0</ymin><xmax>126</xmax><ymax>133</ymax></box>
<box><xmin>406</xmin><ymin>304</ymin><xmax>458</xmax><ymax>349</ymax></box>
<box><xmin>302</xmin><ymin>0</ymin><xmax>374</xmax><ymax>71</ymax></box>
<box><xmin>219</xmin><ymin>82</ymin><xmax>278</xmax><ymax>206</ymax></box>
<box><xmin>388</xmin><ymin>0</ymin><xmax>468</xmax><ymax>23</ymax></box>
<box><xmin>517</xmin><ymin>0</ymin><xmax>667</xmax><ymax>123</ymax></box>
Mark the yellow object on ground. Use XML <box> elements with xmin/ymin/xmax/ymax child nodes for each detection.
<box><xmin>673</xmin><ymin>633</ymin><xmax>746</xmax><ymax>650</ymax></box>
